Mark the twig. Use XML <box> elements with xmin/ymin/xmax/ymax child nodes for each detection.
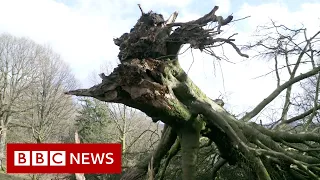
<box><xmin>138</xmin><ymin>4</ymin><xmax>144</xmax><ymax>15</ymax></box>
<box><xmin>274</xmin><ymin>55</ymin><xmax>280</xmax><ymax>87</ymax></box>
<box><xmin>230</xmin><ymin>16</ymin><xmax>251</xmax><ymax>23</ymax></box>
<box><xmin>225</xmin><ymin>41</ymin><xmax>249</xmax><ymax>58</ymax></box>
<box><xmin>252</xmin><ymin>61</ymin><xmax>312</xmax><ymax>80</ymax></box>
<box><xmin>187</xmin><ymin>48</ymin><xmax>195</xmax><ymax>74</ymax></box>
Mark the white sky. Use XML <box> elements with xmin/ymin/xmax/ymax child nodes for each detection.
<box><xmin>0</xmin><ymin>0</ymin><xmax>319</xmax><ymax>121</ymax></box>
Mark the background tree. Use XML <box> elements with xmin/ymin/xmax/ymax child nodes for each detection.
<box><xmin>0</xmin><ymin>34</ymin><xmax>41</xmax><ymax>170</ymax></box>
<box><xmin>75</xmin><ymin>98</ymin><xmax>112</xmax><ymax>143</ymax></box>
<box><xmin>9</xmin><ymin>44</ymin><xmax>77</xmax><ymax>144</ymax></box>
<box><xmin>0</xmin><ymin>33</ymin><xmax>77</xmax><ymax>179</ymax></box>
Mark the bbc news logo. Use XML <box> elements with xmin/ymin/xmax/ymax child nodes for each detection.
<box><xmin>14</xmin><ymin>151</ymin><xmax>67</xmax><ymax>166</ymax></box>
<box><xmin>7</xmin><ymin>143</ymin><xmax>121</xmax><ymax>173</ymax></box>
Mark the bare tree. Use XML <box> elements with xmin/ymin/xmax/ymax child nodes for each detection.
<box><xmin>0</xmin><ymin>34</ymin><xmax>77</xmax><ymax>179</ymax></box>
<box><xmin>67</xmin><ymin>5</ymin><xmax>320</xmax><ymax>180</ymax></box>
<box><xmin>0</xmin><ymin>34</ymin><xmax>40</xmax><ymax>170</ymax></box>
<box><xmin>10</xmin><ymin>45</ymin><xmax>77</xmax><ymax>144</ymax></box>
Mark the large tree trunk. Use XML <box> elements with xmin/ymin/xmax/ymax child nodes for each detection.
<box><xmin>66</xmin><ymin>5</ymin><xmax>320</xmax><ymax>180</ymax></box>
<box><xmin>179</xmin><ymin>126</ymin><xmax>200</xmax><ymax>180</ymax></box>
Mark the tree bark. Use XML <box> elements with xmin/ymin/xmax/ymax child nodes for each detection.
<box><xmin>179</xmin><ymin>126</ymin><xmax>200</xmax><ymax>180</ymax></box>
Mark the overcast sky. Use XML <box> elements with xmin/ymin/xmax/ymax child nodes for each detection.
<box><xmin>0</xmin><ymin>0</ymin><xmax>319</xmax><ymax>119</ymax></box>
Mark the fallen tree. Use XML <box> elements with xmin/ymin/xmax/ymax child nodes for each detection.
<box><xmin>66</xmin><ymin>5</ymin><xmax>320</xmax><ymax>180</ymax></box>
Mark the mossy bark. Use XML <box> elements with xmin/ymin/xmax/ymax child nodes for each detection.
<box><xmin>179</xmin><ymin>127</ymin><xmax>200</xmax><ymax>180</ymax></box>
